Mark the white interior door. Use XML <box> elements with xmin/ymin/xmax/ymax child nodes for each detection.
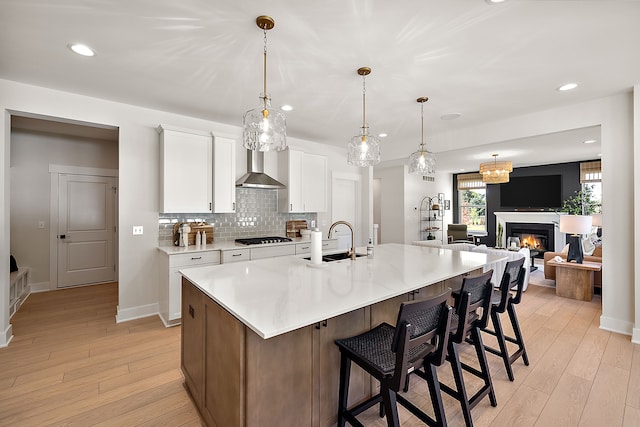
<box><xmin>57</xmin><ymin>174</ymin><xmax>116</xmax><ymax>288</ymax></box>
<box><xmin>331</xmin><ymin>174</ymin><xmax>361</xmax><ymax>250</ymax></box>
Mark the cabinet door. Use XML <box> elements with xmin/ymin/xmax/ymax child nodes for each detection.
<box><xmin>302</xmin><ymin>153</ymin><xmax>328</xmax><ymax>212</ymax></box>
<box><xmin>278</xmin><ymin>149</ymin><xmax>304</xmax><ymax>212</ymax></box>
<box><xmin>316</xmin><ymin>308</ymin><xmax>370</xmax><ymax>427</ymax></box>
<box><xmin>181</xmin><ymin>279</ymin><xmax>205</xmax><ymax>409</ymax></box>
<box><xmin>159</xmin><ymin>125</ymin><xmax>212</xmax><ymax>213</ymax></box>
<box><xmin>213</xmin><ymin>136</ymin><xmax>236</xmax><ymax>213</ymax></box>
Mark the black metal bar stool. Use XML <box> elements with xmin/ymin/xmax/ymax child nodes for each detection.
<box><xmin>481</xmin><ymin>258</ymin><xmax>529</xmax><ymax>381</ymax></box>
<box><xmin>414</xmin><ymin>270</ymin><xmax>497</xmax><ymax>427</ymax></box>
<box><xmin>335</xmin><ymin>290</ymin><xmax>452</xmax><ymax>427</ymax></box>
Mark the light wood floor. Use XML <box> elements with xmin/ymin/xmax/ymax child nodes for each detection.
<box><xmin>1</xmin><ymin>277</ymin><xmax>639</xmax><ymax>426</ymax></box>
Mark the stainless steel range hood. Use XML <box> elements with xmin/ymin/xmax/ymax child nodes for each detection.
<box><xmin>235</xmin><ymin>149</ymin><xmax>286</xmax><ymax>189</ymax></box>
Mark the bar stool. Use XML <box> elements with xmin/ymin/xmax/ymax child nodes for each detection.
<box><xmin>481</xmin><ymin>257</ymin><xmax>529</xmax><ymax>381</ymax></box>
<box><xmin>335</xmin><ymin>290</ymin><xmax>452</xmax><ymax>427</ymax></box>
<box><xmin>414</xmin><ymin>270</ymin><xmax>496</xmax><ymax>427</ymax></box>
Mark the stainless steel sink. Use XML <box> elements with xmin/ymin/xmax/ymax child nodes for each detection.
<box><xmin>304</xmin><ymin>252</ymin><xmax>366</xmax><ymax>262</ymax></box>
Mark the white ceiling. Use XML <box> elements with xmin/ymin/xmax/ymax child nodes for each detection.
<box><xmin>2</xmin><ymin>0</ymin><xmax>636</xmax><ymax>172</ymax></box>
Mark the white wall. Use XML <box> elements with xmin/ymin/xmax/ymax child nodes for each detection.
<box><xmin>374</xmin><ymin>165</ymin><xmax>405</xmax><ymax>243</ymax></box>
<box><xmin>10</xmin><ymin>130</ymin><xmax>118</xmax><ymax>285</ymax></box>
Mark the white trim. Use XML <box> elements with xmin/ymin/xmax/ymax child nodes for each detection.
<box><xmin>48</xmin><ymin>164</ymin><xmax>118</xmax><ymax>177</ymax></box>
<box><xmin>0</xmin><ymin>324</ymin><xmax>13</xmax><ymax>348</ymax></box>
<box><xmin>632</xmin><ymin>328</ymin><xmax>640</xmax><ymax>344</ymax></box>
<box><xmin>116</xmin><ymin>303</ymin><xmax>159</xmax><ymax>323</ymax></box>
<box><xmin>600</xmin><ymin>315</ymin><xmax>633</xmax><ymax>337</ymax></box>
<box><xmin>49</xmin><ymin>166</ymin><xmax>118</xmax><ymax>289</ymax></box>
<box><xmin>29</xmin><ymin>281</ymin><xmax>51</xmax><ymax>293</ymax></box>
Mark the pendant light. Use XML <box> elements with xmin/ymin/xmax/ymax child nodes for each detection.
<box><xmin>347</xmin><ymin>67</ymin><xmax>381</xmax><ymax>167</ymax></box>
<box><xmin>242</xmin><ymin>15</ymin><xmax>287</xmax><ymax>152</ymax></box>
<box><xmin>408</xmin><ymin>97</ymin><xmax>436</xmax><ymax>176</ymax></box>
<box><xmin>480</xmin><ymin>154</ymin><xmax>512</xmax><ymax>184</ymax></box>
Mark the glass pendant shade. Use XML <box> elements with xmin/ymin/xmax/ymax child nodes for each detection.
<box><xmin>408</xmin><ymin>96</ymin><xmax>436</xmax><ymax>176</ymax></box>
<box><xmin>347</xmin><ymin>128</ymin><xmax>381</xmax><ymax>167</ymax></box>
<box><xmin>243</xmin><ymin>94</ymin><xmax>286</xmax><ymax>151</ymax></box>
<box><xmin>347</xmin><ymin>67</ymin><xmax>381</xmax><ymax>167</ymax></box>
<box><xmin>242</xmin><ymin>16</ymin><xmax>287</xmax><ymax>152</ymax></box>
<box><xmin>480</xmin><ymin>154</ymin><xmax>512</xmax><ymax>184</ymax></box>
<box><xmin>408</xmin><ymin>149</ymin><xmax>436</xmax><ymax>175</ymax></box>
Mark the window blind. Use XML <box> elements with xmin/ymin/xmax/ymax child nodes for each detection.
<box><xmin>580</xmin><ymin>160</ymin><xmax>601</xmax><ymax>183</ymax></box>
<box><xmin>457</xmin><ymin>173</ymin><xmax>485</xmax><ymax>190</ymax></box>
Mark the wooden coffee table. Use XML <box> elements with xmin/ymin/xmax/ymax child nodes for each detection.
<box><xmin>548</xmin><ymin>259</ymin><xmax>602</xmax><ymax>301</ymax></box>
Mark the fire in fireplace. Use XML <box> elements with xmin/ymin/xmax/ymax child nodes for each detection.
<box><xmin>505</xmin><ymin>222</ymin><xmax>555</xmax><ymax>257</ymax></box>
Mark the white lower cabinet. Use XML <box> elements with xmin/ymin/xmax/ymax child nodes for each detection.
<box><xmin>159</xmin><ymin>250</ymin><xmax>221</xmax><ymax>327</ymax></box>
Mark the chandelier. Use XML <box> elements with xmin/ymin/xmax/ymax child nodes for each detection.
<box><xmin>242</xmin><ymin>16</ymin><xmax>287</xmax><ymax>152</ymax></box>
<box><xmin>480</xmin><ymin>154</ymin><xmax>512</xmax><ymax>184</ymax></box>
<box><xmin>347</xmin><ymin>67</ymin><xmax>381</xmax><ymax>167</ymax></box>
<box><xmin>408</xmin><ymin>97</ymin><xmax>436</xmax><ymax>176</ymax></box>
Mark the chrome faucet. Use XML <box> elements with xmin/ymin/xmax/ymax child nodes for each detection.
<box><xmin>328</xmin><ymin>220</ymin><xmax>356</xmax><ymax>260</ymax></box>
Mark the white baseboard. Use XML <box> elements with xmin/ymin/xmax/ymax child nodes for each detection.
<box><xmin>600</xmin><ymin>315</ymin><xmax>633</xmax><ymax>336</ymax></box>
<box><xmin>116</xmin><ymin>303</ymin><xmax>159</xmax><ymax>323</ymax></box>
<box><xmin>0</xmin><ymin>324</ymin><xmax>13</xmax><ymax>348</ymax></box>
<box><xmin>632</xmin><ymin>328</ymin><xmax>640</xmax><ymax>344</ymax></box>
<box><xmin>30</xmin><ymin>281</ymin><xmax>52</xmax><ymax>292</ymax></box>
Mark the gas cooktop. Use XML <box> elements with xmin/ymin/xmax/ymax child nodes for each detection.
<box><xmin>235</xmin><ymin>236</ymin><xmax>293</xmax><ymax>245</ymax></box>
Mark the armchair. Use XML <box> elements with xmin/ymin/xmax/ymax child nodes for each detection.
<box><xmin>447</xmin><ymin>224</ymin><xmax>475</xmax><ymax>244</ymax></box>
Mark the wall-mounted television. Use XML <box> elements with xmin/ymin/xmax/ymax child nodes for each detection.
<box><xmin>499</xmin><ymin>175</ymin><xmax>563</xmax><ymax>209</ymax></box>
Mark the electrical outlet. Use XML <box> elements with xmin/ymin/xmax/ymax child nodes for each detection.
<box><xmin>133</xmin><ymin>226</ymin><xmax>143</xmax><ymax>235</ymax></box>
<box><xmin>38</xmin><ymin>221</ymin><xmax>45</xmax><ymax>229</ymax></box>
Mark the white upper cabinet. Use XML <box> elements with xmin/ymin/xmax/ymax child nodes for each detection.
<box><xmin>278</xmin><ymin>148</ymin><xmax>328</xmax><ymax>213</ymax></box>
<box><xmin>213</xmin><ymin>136</ymin><xmax>236</xmax><ymax>213</ymax></box>
<box><xmin>159</xmin><ymin>125</ymin><xmax>213</xmax><ymax>213</ymax></box>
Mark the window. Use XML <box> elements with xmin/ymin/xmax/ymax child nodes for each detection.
<box><xmin>459</xmin><ymin>189</ymin><xmax>487</xmax><ymax>233</ymax></box>
<box><xmin>457</xmin><ymin>173</ymin><xmax>486</xmax><ymax>233</ymax></box>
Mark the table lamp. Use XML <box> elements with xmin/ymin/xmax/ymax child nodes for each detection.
<box><xmin>559</xmin><ymin>215</ymin><xmax>593</xmax><ymax>263</ymax></box>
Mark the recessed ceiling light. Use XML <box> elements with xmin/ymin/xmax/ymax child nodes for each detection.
<box><xmin>459</xmin><ymin>168</ymin><xmax>465</xmax><ymax>172</ymax></box>
<box><xmin>557</xmin><ymin>82</ymin><xmax>578</xmax><ymax>91</ymax></box>
<box><xmin>68</xmin><ymin>43</ymin><xmax>95</xmax><ymax>57</ymax></box>
<box><xmin>378</xmin><ymin>133</ymin><xmax>387</xmax><ymax>138</ymax></box>
<box><xmin>485</xmin><ymin>0</ymin><xmax>507</xmax><ymax>4</ymax></box>
<box><xmin>280</xmin><ymin>105</ymin><xmax>293</xmax><ymax>111</ymax></box>
<box><xmin>440</xmin><ymin>112</ymin><xmax>462</xmax><ymax>121</ymax></box>
<box><xmin>583</xmin><ymin>139</ymin><xmax>597</xmax><ymax>144</ymax></box>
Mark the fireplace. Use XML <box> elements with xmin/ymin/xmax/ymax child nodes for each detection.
<box><xmin>506</xmin><ymin>222</ymin><xmax>555</xmax><ymax>257</ymax></box>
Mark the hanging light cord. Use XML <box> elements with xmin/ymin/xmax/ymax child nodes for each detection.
<box><xmin>361</xmin><ymin>74</ymin><xmax>367</xmax><ymax>137</ymax></box>
<box><xmin>420</xmin><ymin>101</ymin><xmax>425</xmax><ymax>154</ymax></box>
<box><xmin>262</xmin><ymin>27</ymin><xmax>268</xmax><ymax>114</ymax></box>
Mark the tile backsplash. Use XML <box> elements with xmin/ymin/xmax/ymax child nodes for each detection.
<box><xmin>158</xmin><ymin>188</ymin><xmax>317</xmax><ymax>245</ymax></box>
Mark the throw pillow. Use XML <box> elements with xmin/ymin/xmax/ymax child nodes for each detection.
<box><xmin>471</xmin><ymin>244</ymin><xmax>488</xmax><ymax>252</ymax></box>
<box><xmin>582</xmin><ymin>238</ymin><xmax>596</xmax><ymax>256</ymax></box>
<box><xmin>560</xmin><ymin>244</ymin><xmax>570</xmax><ymax>254</ymax></box>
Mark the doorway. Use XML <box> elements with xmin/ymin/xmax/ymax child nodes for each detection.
<box><xmin>331</xmin><ymin>172</ymin><xmax>361</xmax><ymax>250</ymax></box>
<box><xmin>10</xmin><ymin>114</ymin><xmax>119</xmax><ymax>293</ymax></box>
<box><xmin>55</xmin><ymin>172</ymin><xmax>117</xmax><ymax>287</ymax></box>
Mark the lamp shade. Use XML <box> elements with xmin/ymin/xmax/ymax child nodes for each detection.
<box><xmin>591</xmin><ymin>213</ymin><xmax>602</xmax><ymax>227</ymax></box>
<box><xmin>559</xmin><ymin>215</ymin><xmax>592</xmax><ymax>235</ymax></box>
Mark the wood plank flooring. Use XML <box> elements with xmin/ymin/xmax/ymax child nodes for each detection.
<box><xmin>1</xmin><ymin>272</ymin><xmax>639</xmax><ymax>426</ymax></box>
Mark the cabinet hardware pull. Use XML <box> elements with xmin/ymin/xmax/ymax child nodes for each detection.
<box><xmin>209</xmin><ymin>202</ymin><xmax>212</xmax><ymax>210</ymax></box>
<box><xmin>290</xmin><ymin>203</ymin><xmax>293</xmax><ymax>211</ymax></box>
<box><xmin>232</xmin><ymin>253</ymin><xmax>242</xmax><ymax>257</ymax></box>
<box><xmin>315</xmin><ymin>322</ymin><xmax>321</xmax><ymax>329</ymax></box>
<box><xmin>191</xmin><ymin>257</ymin><xmax>202</xmax><ymax>260</ymax></box>
<box><xmin>232</xmin><ymin>202</ymin><xmax>236</xmax><ymax>211</ymax></box>
<box><xmin>322</xmin><ymin>319</ymin><xmax>328</xmax><ymax>328</ymax></box>
<box><xmin>188</xmin><ymin>304</ymin><xmax>195</xmax><ymax>318</ymax></box>
<box><xmin>301</xmin><ymin>246</ymin><xmax>309</xmax><ymax>250</ymax></box>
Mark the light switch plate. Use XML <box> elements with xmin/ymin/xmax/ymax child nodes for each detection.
<box><xmin>133</xmin><ymin>226</ymin><xmax>143</xmax><ymax>235</ymax></box>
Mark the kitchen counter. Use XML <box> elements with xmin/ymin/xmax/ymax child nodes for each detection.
<box><xmin>180</xmin><ymin>243</ymin><xmax>508</xmax><ymax>427</ymax></box>
<box><xmin>157</xmin><ymin>236</ymin><xmax>333</xmax><ymax>255</ymax></box>
<box><xmin>181</xmin><ymin>243</ymin><xmax>506</xmax><ymax>338</ymax></box>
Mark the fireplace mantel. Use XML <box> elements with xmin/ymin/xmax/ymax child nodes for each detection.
<box><xmin>494</xmin><ymin>212</ymin><xmax>566</xmax><ymax>252</ymax></box>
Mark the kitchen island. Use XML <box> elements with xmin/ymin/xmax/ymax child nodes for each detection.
<box><xmin>180</xmin><ymin>243</ymin><xmax>506</xmax><ymax>427</ymax></box>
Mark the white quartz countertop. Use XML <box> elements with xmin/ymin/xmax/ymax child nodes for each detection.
<box><xmin>180</xmin><ymin>243</ymin><xmax>507</xmax><ymax>339</ymax></box>
<box><xmin>157</xmin><ymin>236</ymin><xmax>332</xmax><ymax>255</ymax></box>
